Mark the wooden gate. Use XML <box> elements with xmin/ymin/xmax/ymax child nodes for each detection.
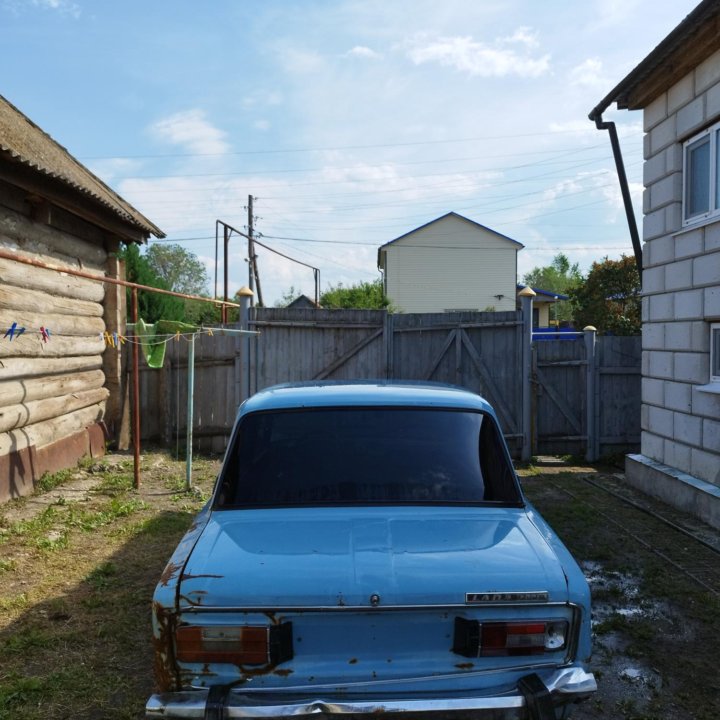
<box><xmin>532</xmin><ymin>335</ymin><xmax>641</xmax><ymax>457</ymax></box>
<box><xmin>249</xmin><ymin>308</ymin><xmax>523</xmax><ymax>455</ymax></box>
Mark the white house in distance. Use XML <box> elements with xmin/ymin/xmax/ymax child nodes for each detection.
<box><xmin>377</xmin><ymin>212</ymin><xmax>523</xmax><ymax>313</ymax></box>
<box><xmin>591</xmin><ymin>0</ymin><xmax>720</xmax><ymax>528</ymax></box>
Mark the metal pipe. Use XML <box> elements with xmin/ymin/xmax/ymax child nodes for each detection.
<box><xmin>131</xmin><ymin>287</ymin><xmax>141</xmax><ymax>489</ymax></box>
<box><xmin>0</xmin><ymin>248</ymin><xmax>240</xmax><ymax>307</ymax></box>
<box><xmin>591</xmin><ymin>114</ymin><xmax>643</xmax><ymax>277</ymax></box>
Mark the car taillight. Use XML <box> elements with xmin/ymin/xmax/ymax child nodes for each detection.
<box><xmin>176</xmin><ymin>622</ymin><xmax>293</xmax><ymax>665</ymax></box>
<box><xmin>453</xmin><ymin>618</ymin><xmax>568</xmax><ymax>657</ymax></box>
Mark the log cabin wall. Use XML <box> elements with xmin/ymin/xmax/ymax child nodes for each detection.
<box><xmin>0</xmin><ymin>177</ymin><xmax>125</xmax><ymax>502</ymax></box>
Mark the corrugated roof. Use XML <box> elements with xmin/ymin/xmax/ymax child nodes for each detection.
<box><xmin>590</xmin><ymin>0</ymin><xmax>720</xmax><ymax>117</ymax></box>
<box><xmin>0</xmin><ymin>95</ymin><xmax>164</xmax><ymax>238</ymax></box>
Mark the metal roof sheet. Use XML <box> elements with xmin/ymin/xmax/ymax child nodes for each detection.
<box><xmin>0</xmin><ymin>95</ymin><xmax>165</xmax><ymax>239</ymax></box>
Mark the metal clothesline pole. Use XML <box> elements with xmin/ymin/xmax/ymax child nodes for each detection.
<box><xmin>183</xmin><ymin>325</ymin><xmax>259</xmax><ymax>492</ymax></box>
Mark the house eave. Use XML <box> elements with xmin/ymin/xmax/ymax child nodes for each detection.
<box><xmin>589</xmin><ymin>0</ymin><xmax>720</xmax><ymax>117</ymax></box>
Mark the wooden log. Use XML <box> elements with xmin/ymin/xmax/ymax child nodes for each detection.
<box><xmin>0</xmin><ymin>257</ymin><xmax>105</xmax><ymax>303</ymax></box>
<box><xmin>0</xmin><ymin>205</ymin><xmax>108</xmax><ymax>268</ymax></box>
<box><xmin>0</xmin><ymin>285</ymin><xmax>104</xmax><ymax>317</ymax></box>
<box><xmin>0</xmin><ymin>308</ymin><xmax>105</xmax><ymax>336</ymax></box>
<box><xmin>0</xmin><ymin>333</ymin><xmax>105</xmax><ymax>358</ymax></box>
<box><xmin>0</xmin><ymin>355</ymin><xmax>103</xmax><ymax>380</ymax></box>
<box><xmin>0</xmin><ymin>369</ymin><xmax>105</xmax><ymax>407</ymax></box>
<box><xmin>0</xmin><ymin>402</ymin><xmax>106</xmax><ymax>456</ymax></box>
<box><xmin>0</xmin><ymin>387</ymin><xmax>109</xmax><ymax>433</ymax></box>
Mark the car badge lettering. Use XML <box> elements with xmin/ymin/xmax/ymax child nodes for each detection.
<box><xmin>465</xmin><ymin>591</ymin><xmax>549</xmax><ymax>603</ymax></box>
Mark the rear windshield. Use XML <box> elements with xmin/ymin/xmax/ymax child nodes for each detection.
<box><xmin>215</xmin><ymin>407</ymin><xmax>521</xmax><ymax>508</ymax></box>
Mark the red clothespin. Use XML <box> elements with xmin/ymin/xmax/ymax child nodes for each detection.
<box><xmin>40</xmin><ymin>326</ymin><xmax>51</xmax><ymax>343</ymax></box>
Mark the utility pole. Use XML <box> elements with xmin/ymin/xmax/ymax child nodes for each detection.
<box><xmin>247</xmin><ymin>194</ymin><xmax>263</xmax><ymax>307</ymax></box>
<box><xmin>247</xmin><ymin>195</ymin><xmax>255</xmax><ymax>300</ymax></box>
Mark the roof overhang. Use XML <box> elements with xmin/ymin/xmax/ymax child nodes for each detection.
<box><xmin>590</xmin><ymin>0</ymin><xmax>720</xmax><ymax>118</ymax></box>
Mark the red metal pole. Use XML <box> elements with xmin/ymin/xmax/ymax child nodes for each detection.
<box><xmin>131</xmin><ymin>288</ymin><xmax>141</xmax><ymax>489</ymax></box>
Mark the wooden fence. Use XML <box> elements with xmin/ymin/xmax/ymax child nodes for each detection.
<box><xmin>137</xmin><ymin>306</ymin><xmax>640</xmax><ymax>460</ymax></box>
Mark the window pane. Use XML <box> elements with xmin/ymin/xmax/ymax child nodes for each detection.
<box><xmin>686</xmin><ymin>137</ymin><xmax>710</xmax><ymax>218</ymax></box>
<box><xmin>218</xmin><ymin>408</ymin><xmax>521</xmax><ymax>507</ymax></box>
<box><xmin>716</xmin><ymin>130</ymin><xmax>720</xmax><ymax>210</ymax></box>
<box><xmin>712</xmin><ymin>327</ymin><xmax>720</xmax><ymax>378</ymax></box>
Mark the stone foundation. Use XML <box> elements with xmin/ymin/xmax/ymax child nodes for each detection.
<box><xmin>625</xmin><ymin>453</ymin><xmax>720</xmax><ymax>530</ymax></box>
<box><xmin>0</xmin><ymin>423</ymin><xmax>107</xmax><ymax>504</ymax></box>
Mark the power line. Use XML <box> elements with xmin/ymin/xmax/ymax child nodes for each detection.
<box><xmin>80</xmin><ymin>129</ymin><xmax>643</xmax><ymax>161</ymax></box>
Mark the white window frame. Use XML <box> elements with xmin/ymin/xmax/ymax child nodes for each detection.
<box><xmin>711</xmin><ymin>323</ymin><xmax>720</xmax><ymax>384</ymax></box>
<box><xmin>682</xmin><ymin>121</ymin><xmax>720</xmax><ymax>227</ymax></box>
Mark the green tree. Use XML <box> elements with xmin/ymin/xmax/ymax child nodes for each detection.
<box><xmin>274</xmin><ymin>286</ymin><xmax>302</xmax><ymax>308</ymax></box>
<box><xmin>320</xmin><ymin>278</ymin><xmax>390</xmax><ymax>309</ymax></box>
<box><xmin>522</xmin><ymin>253</ymin><xmax>582</xmax><ymax>322</ymax></box>
<box><xmin>568</xmin><ymin>255</ymin><xmax>641</xmax><ymax>335</ymax></box>
<box><xmin>119</xmin><ymin>244</ymin><xmax>184</xmax><ymax>323</ymax></box>
<box><xmin>145</xmin><ymin>243</ymin><xmax>210</xmax><ymax>296</ymax></box>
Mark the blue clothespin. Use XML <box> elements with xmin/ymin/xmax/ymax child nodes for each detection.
<box><xmin>4</xmin><ymin>322</ymin><xmax>25</xmax><ymax>340</ymax></box>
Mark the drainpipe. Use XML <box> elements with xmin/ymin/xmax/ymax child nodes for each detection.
<box><xmin>589</xmin><ymin>112</ymin><xmax>643</xmax><ymax>279</ymax></box>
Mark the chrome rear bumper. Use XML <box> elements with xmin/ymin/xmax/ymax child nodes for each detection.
<box><xmin>146</xmin><ymin>667</ymin><xmax>596</xmax><ymax>719</ymax></box>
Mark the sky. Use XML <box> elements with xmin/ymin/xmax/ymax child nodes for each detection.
<box><xmin>1</xmin><ymin>0</ymin><xmax>702</xmax><ymax>305</ymax></box>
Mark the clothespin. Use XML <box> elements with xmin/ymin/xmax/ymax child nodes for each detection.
<box><xmin>175</xmin><ymin>330</ymin><xmax>181</xmax><ymax>341</ymax></box>
<box><xmin>206</xmin><ymin>328</ymin><xmax>214</xmax><ymax>337</ymax></box>
<box><xmin>40</xmin><ymin>326</ymin><xmax>51</xmax><ymax>343</ymax></box>
<box><xmin>118</xmin><ymin>334</ymin><xmax>126</xmax><ymax>345</ymax></box>
<box><xmin>4</xmin><ymin>322</ymin><xmax>25</xmax><ymax>340</ymax></box>
<box><xmin>113</xmin><ymin>332</ymin><xmax>119</xmax><ymax>347</ymax></box>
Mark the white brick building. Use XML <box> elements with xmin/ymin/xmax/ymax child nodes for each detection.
<box><xmin>592</xmin><ymin>0</ymin><xmax>720</xmax><ymax>528</ymax></box>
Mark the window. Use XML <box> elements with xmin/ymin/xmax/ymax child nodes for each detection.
<box><xmin>215</xmin><ymin>407</ymin><xmax>522</xmax><ymax>508</ymax></box>
<box><xmin>712</xmin><ymin>323</ymin><xmax>720</xmax><ymax>383</ymax></box>
<box><xmin>683</xmin><ymin>122</ymin><xmax>720</xmax><ymax>226</ymax></box>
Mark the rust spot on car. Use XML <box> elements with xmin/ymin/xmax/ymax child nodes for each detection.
<box><xmin>178</xmin><ymin>591</ymin><xmax>207</xmax><ymax>606</ymax></box>
<box><xmin>455</xmin><ymin>662</ymin><xmax>475</xmax><ymax>670</ymax></box>
<box><xmin>152</xmin><ymin>602</ymin><xmax>181</xmax><ymax>692</ymax></box>
<box><xmin>274</xmin><ymin>668</ymin><xmax>294</xmax><ymax>677</ymax></box>
<box><xmin>159</xmin><ymin>561</ymin><xmax>183</xmax><ymax>587</ymax></box>
<box><xmin>348</xmin><ymin>658</ymin><xmax>358</xmax><ymax>664</ymax></box>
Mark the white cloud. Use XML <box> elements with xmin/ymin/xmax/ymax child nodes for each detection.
<box><xmin>32</xmin><ymin>0</ymin><xmax>79</xmax><ymax>16</ymax></box>
<box><xmin>346</xmin><ymin>45</ymin><xmax>382</xmax><ymax>60</ymax></box>
<box><xmin>151</xmin><ymin>110</ymin><xmax>229</xmax><ymax>155</ymax></box>
<box><xmin>242</xmin><ymin>90</ymin><xmax>283</xmax><ymax>108</ymax></box>
<box><xmin>498</xmin><ymin>27</ymin><xmax>539</xmax><ymax>50</ymax></box>
<box><xmin>405</xmin><ymin>32</ymin><xmax>550</xmax><ymax>78</ymax></box>
<box><xmin>569</xmin><ymin>58</ymin><xmax>608</xmax><ymax>88</ymax></box>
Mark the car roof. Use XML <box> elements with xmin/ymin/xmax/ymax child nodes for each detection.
<box><xmin>240</xmin><ymin>381</ymin><xmax>495</xmax><ymax>415</ymax></box>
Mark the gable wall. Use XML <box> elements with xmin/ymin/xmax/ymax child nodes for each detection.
<box><xmin>639</xmin><ymin>48</ymin><xmax>720</xmax><ymax>487</ymax></box>
<box><xmin>383</xmin><ymin>216</ymin><xmax>519</xmax><ymax>313</ymax></box>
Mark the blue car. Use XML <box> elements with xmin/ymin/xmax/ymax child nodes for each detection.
<box><xmin>148</xmin><ymin>382</ymin><xmax>595</xmax><ymax>720</ymax></box>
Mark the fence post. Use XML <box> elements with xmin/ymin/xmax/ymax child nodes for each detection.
<box><xmin>584</xmin><ymin>326</ymin><xmax>597</xmax><ymax>462</ymax></box>
<box><xmin>384</xmin><ymin>311</ymin><xmax>394</xmax><ymax>380</ymax></box>
<box><xmin>519</xmin><ymin>287</ymin><xmax>535</xmax><ymax>462</ymax></box>
<box><xmin>238</xmin><ymin>286</ymin><xmax>254</xmax><ymax>403</ymax></box>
